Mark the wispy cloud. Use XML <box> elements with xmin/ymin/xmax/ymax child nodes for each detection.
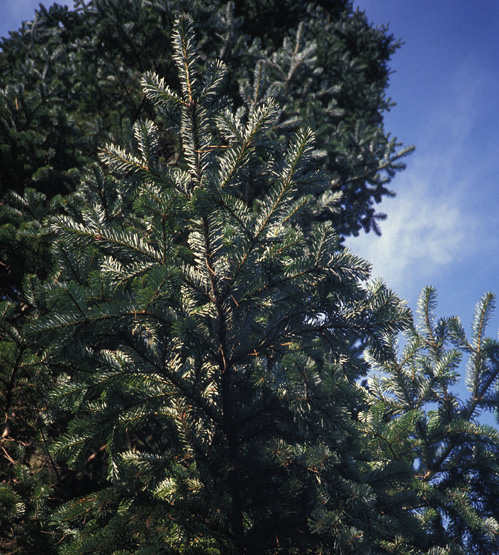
<box><xmin>347</xmin><ymin>57</ymin><xmax>489</xmax><ymax>296</ymax></box>
<box><xmin>347</xmin><ymin>169</ymin><xmax>475</xmax><ymax>292</ymax></box>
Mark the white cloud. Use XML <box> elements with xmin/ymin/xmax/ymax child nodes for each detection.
<box><xmin>346</xmin><ymin>53</ymin><xmax>495</xmax><ymax>297</ymax></box>
<box><xmin>347</xmin><ymin>169</ymin><xmax>474</xmax><ymax>292</ymax></box>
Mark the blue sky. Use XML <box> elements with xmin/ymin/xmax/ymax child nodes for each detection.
<box><xmin>351</xmin><ymin>1</ymin><xmax>499</xmax><ymax>424</ymax></box>
<box><xmin>0</xmin><ymin>1</ymin><xmax>72</xmax><ymax>39</ymax></box>
<box><xmin>2</xmin><ymin>1</ymin><xmax>499</xmax><ymax>406</ymax></box>
<box><xmin>349</xmin><ymin>1</ymin><xmax>499</xmax><ymax>335</ymax></box>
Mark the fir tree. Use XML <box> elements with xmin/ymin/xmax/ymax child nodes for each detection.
<box><xmin>0</xmin><ymin>0</ymin><xmax>414</xmax><ymax>551</ymax></box>
<box><xmin>25</xmin><ymin>17</ymin><xmax>415</xmax><ymax>553</ymax></box>
<box><xmin>365</xmin><ymin>286</ymin><xmax>499</xmax><ymax>554</ymax></box>
<box><xmin>0</xmin><ymin>2</ymin><xmax>414</xmax><ymax>551</ymax></box>
<box><xmin>0</xmin><ymin>299</ymin><xmax>61</xmax><ymax>553</ymax></box>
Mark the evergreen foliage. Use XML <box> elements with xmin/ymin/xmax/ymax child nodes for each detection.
<box><xmin>0</xmin><ymin>5</ymin><xmax>415</xmax><ymax>550</ymax></box>
<box><xmin>0</xmin><ymin>0</ymin><xmax>412</xmax><ymax>297</ymax></box>
<box><xmin>0</xmin><ymin>298</ymin><xmax>61</xmax><ymax>553</ymax></box>
<box><xmin>1</xmin><ymin>3</ymin><xmax>499</xmax><ymax>554</ymax></box>
<box><xmin>24</xmin><ymin>16</ymin><xmax>417</xmax><ymax>553</ymax></box>
<box><xmin>365</xmin><ymin>287</ymin><xmax>499</xmax><ymax>553</ymax></box>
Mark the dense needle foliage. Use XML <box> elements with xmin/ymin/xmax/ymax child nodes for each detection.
<box><xmin>0</xmin><ymin>4</ymin><xmax>415</xmax><ymax>551</ymax></box>
<box><xmin>1</xmin><ymin>3</ymin><xmax>499</xmax><ymax>554</ymax></box>
<box><xmin>365</xmin><ymin>287</ymin><xmax>499</xmax><ymax>553</ymax></box>
<box><xmin>24</xmin><ymin>17</ymin><xmax>415</xmax><ymax>552</ymax></box>
<box><xmin>0</xmin><ymin>0</ymin><xmax>412</xmax><ymax>297</ymax></box>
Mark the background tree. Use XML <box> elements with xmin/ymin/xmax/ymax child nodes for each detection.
<box><xmin>24</xmin><ymin>16</ymin><xmax>420</xmax><ymax>553</ymax></box>
<box><xmin>0</xmin><ymin>0</ymin><xmax>412</xmax><ymax>296</ymax></box>
<box><xmin>364</xmin><ymin>287</ymin><xmax>499</xmax><ymax>553</ymax></box>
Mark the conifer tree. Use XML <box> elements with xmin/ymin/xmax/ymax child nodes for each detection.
<box><xmin>25</xmin><ymin>17</ymin><xmax>417</xmax><ymax>553</ymax></box>
<box><xmin>365</xmin><ymin>286</ymin><xmax>499</xmax><ymax>554</ymax></box>
<box><xmin>0</xmin><ymin>3</ymin><xmax>414</xmax><ymax>551</ymax></box>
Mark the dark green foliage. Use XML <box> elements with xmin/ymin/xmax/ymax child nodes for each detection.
<box><xmin>0</xmin><ymin>299</ymin><xmax>63</xmax><ymax>553</ymax></box>
<box><xmin>365</xmin><ymin>287</ymin><xmax>499</xmax><ymax>553</ymax></box>
<box><xmin>0</xmin><ymin>188</ymin><xmax>62</xmax><ymax>302</ymax></box>
<box><xmin>25</xmin><ymin>17</ymin><xmax>417</xmax><ymax>553</ymax></box>
<box><xmin>0</xmin><ymin>9</ymin><xmax>411</xmax><ymax>525</ymax></box>
<box><xmin>0</xmin><ymin>0</ymin><xmax>410</xmax><ymax>224</ymax></box>
<box><xmin>3</xmin><ymin>2</ymin><xmax>499</xmax><ymax>554</ymax></box>
<box><xmin>0</xmin><ymin>6</ymin><xmax>413</xmax><ymax>549</ymax></box>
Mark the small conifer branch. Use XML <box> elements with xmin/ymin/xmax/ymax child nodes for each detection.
<box><xmin>337</xmin><ymin>145</ymin><xmax>415</xmax><ymax>188</ymax></box>
<box><xmin>140</xmin><ymin>71</ymin><xmax>188</xmax><ymax>108</ymax></box>
<box><xmin>100</xmin><ymin>144</ymin><xmax>149</xmax><ymax>175</ymax></box>
<box><xmin>172</xmin><ymin>15</ymin><xmax>199</xmax><ymax>105</ymax></box>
